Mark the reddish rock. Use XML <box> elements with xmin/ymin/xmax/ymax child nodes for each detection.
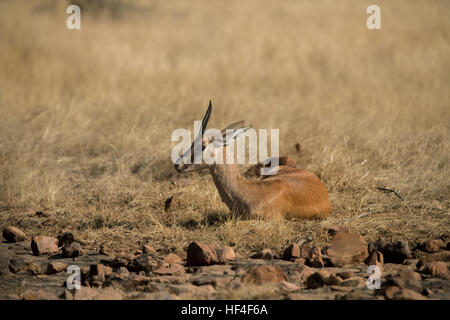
<box><xmin>164</xmin><ymin>253</ymin><xmax>182</xmax><ymax>264</ymax></box>
<box><xmin>424</xmin><ymin>239</ymin><xmax>444</xmax><ymax>253</ymax></box>
<box><xmin>164</xmin><ymin>192</ymin><xmax>183</xmax><ymax>212</ymax></box>
<box><xmin>420</xmin><ymin>261</ymin><xmax>449</xmax><ymax>279</ymax></box>
<box><xmin>186</xmin><ymin>242</ymin><xmax>235</xmax><ymax>266</ymax></box>
<box><xmin>336</xmin><ymin>271</ymin><xmax>355</xmax><ymax>280</ymax></box>
<box><xmin>46</xmin><ymin>262</ymin><xmax>68</xmax><ymax>274</ymax></box>
<box><xmin>384</xmin><ymin>286</ymin><xmax>401</xmax><ymax>299</ymax></box>
<box><xmin>383</xmin><ymin>240</ymin><xmax>412</xmax><ymax>264</ymax></box>
<box><xmin>242</xmin><ymin>266</ymin><xmax>288</xmax><ymax>284</ymax></box>
<box><xmin>2</xmin><ymin>226</ymin><xmax>27</xmax><ymax>243</ymax></box>
<box><xmin>391</xmin><ymin>268</ymin><xmax>422</xmax><ymax>292</ymax></box>
<box><xmin>393</xmin><ymin>288</ymin><xmax>427</xmax><ymax>300</ymax></box>
<box><xmin>22</xmin><ymin>289</ymin><xmax>58</xmax><ymax>300</ymax></box>
<box><xmin>155</xmin><ymin>263</ymin><xmax>185</xmax><ymax>276</ymax></box>
<box><xmin>325</xmin><ymin>232</ymin><xmax>368</xmax><ymax>266</ymax></box>
<box><xmin>417</xmin><ymin>251</ymin><xmax>450</xmax><ymax>269</ymax></box>
<box><xmin>278</xmin><ymin>281</ymin><xmax>300</xmax><ymax>292</ymax></box>
<box><xmin>305</xmin><ymin>270</ymin><xmax>334</xmax><ymax>289</ymax></box>
<box><xmin>31</xmin><ymin>236</ymin><xmax>59</xmax><ymax>256</ymax></box>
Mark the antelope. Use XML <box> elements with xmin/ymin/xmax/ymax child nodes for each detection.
<box><xmin>174</xmin><ymin>101</ymin><xmax>331</xmax><ymax>219</ymax></box>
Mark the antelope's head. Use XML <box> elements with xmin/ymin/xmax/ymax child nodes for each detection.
<box><xmin>174</xmin><ymin>101</ymin><xmax>251</xmax><ymax>173</ymax></box>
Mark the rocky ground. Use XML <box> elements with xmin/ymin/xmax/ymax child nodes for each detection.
<box><xmin>0</xmin><ymin>225</ymin><xmax>449</xmax><ymax>300</ymax></box>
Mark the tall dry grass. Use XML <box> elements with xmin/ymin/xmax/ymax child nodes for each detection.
<box><xmin>0</xmin><ymin>0</ymin><xmax>449</xmax><ymax>255</ymax></box>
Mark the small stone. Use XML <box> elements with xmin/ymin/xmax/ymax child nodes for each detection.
<box><xmin>22</xmin><ymin>289</ymin><xmax>58</xmax><ymax>300</ymax></box>
<box><xmin>393</xmin><ymin>288</ymin><xmax>427</xmax><ymax>300</ymax></box>
<box><xmin>8</xmin><ymin>258</ymin><xmax>26</xmax><ymax>274</ymax></box>
<box><xmin>242</xmin><ymin>266</ymin><xmax>288</xmax><ymax>284</ymax></box>
<box><xmin>336</xmin><ymin>271</ymin><xmax>355</xmax><ymax>279</ymax></box>
<box><xmin>46</xmin><ymin>262</ymin><xmax>68</xmax><ymax>274</ymax></box>
<box><xmin>420</xmin><ymin>261</ymin><xmax>449</xmax><ymax>279</ymax></box>
<box><xmin>31</xmin><ymin>235</ymin><xmax>59</xmax><ymax>256</ymax></box>
<box><xmin>186</xmin><ymin>242</ymin><xmax>235</xmax><ymax>266</ymax></box>
<box><xmin>305</xmin><ymin>270</ymin><xmax>333</xmax><ymax>289</ymax></box>
<box><xmin>417</xmin><ymin>251</ymin><xmax>450</xmax><ymax>269</ymax></box>
<box><xmin>278</xmin><ymin>281</ymin><xmax>300</xmax><ymax>292</ymax></box>
<box><xmin>25</xmin><ymin>262</ymin><xmax>42</xmax><ymax>275</ymax></box>
<box><xmin>2</xmin><ymin>226</ymin><xmax>27</xmax><ymax>243</ymax></box>
<box><xmin>331</xmin><ymin>285</ymin><xmax>354</xmax><ymax>292</ymax></box>
<box><xmin>424</xmin><ymin>239</ymin><xmax>444</xmax><ymax>253</ymax></box>
<box><xmin>326</xmin><ymin>232</ymin><xmax>368</xmax><ymax>266</ymax></box>
<box><xmin>62</xmin><ymin>241</ymin><xmax>84</xmax><ymax>258</ymax></box>
<box><xmin>384</xmin><ymin>286</ymin><xmax>401</xmax><ymax>299</ymax></box>
<box><xmin>164</xmin><ymin>253</ymin><xmax>182</xmax><ymax>264</ymax></box>
<box><xmin>127</xmin><ymin>254</ymin><xmax>158</xmax><ymax>272</ymax></box>
<box><xmin>155</xmin><ymin>263</ymin><xmax>185</xmax><ymax>276</ymax></box>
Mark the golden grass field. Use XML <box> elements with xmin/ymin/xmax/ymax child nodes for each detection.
<box><xmin>0</xmin><ymin>0</ymin><xmax>449</xmax><ymax>257</ymax></box>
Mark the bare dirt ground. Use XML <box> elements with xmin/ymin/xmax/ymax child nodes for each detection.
<box><xmin>0</xmin><ymin>0</ymin><xmax>449</xmax><ymax>299</ymax></box>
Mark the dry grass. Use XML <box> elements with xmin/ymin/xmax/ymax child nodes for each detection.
<box><xmin>0</xmin><ymin>0</ymin><xmax>449</xmax><ymax>256</ymax></box>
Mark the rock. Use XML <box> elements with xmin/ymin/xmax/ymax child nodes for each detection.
<box><xmin>390</xmin><ymin>268</ymin><xmax>422</xmax><ymax>292</ymax></box>
<box><xmin>424</xmin><ymin>239</ymin><xmax>444</xmax><ymax>253</ymax></box>
<box><xmin>72</xmin><ymin>287</ymin><xmax>123</xmax><ymax>300</ymax></box>
<box><xmin>331</xmin><ymin>285</ymin><xmax>354</xmax><ymax>292</ymax></box>
<box><xmin>8</xmin><ymin>258</ymin><xmax>26</xmax><ymax>274</ymax></box>
<box><xmin>25</xmin><ymin>262</ymin><xmax>42</xmax><ymax>275</ymax></box>
<box><xmin>99</xmin><ymin>245</ymin><xmax>109</xmax><ymax>255</ymax></box>
<box><xmin>384</xmin><ymin>285</ymin><xmax>401</xmax><ymax>299</ymax></box>
<box><xmin>31</xmin><ymin>235</ymin><xmax>59</xmax><ymax>256</ymax></box>
<box><xmin>305</xmin><ymin>270</ymin><xmax>342</xmax><ymax>289</ymax></box>
<box><xmin>62</xmin><ymin>241</ymin><xmax>84</xmax><ymax>258</ymax></box>
<box><xmin>327</xmin><ymin>225</ymin><xmax>350</xmax><ymax>237</ymax></box>
<box><xmin>0</xmin><ymin>254</ymin><xmax>10</xmax><ymax>276</ymax></box>
<box><xmin>340</xmin><ymin>277</ymin><xmax>366</xmax><ymax>288</ymax></box>
<box><xmin>282</xmin><ymin>244</ymin><xmax>300</xmax><ymax>260</ymax></box>
<box><xmin>2</xmin><ymin>226</ymin><xmax>27</xmax><ymax>243</ymax></box>
<box><xmin>325</xmin><ymin>232</ymin><xmax>368</xmax><ymax>266</ymax></box>
<box><xmin>186</xmin><ymin>242</ymin><xmax>235</xmax><ymax>266</ymax></box>
<box><xmin>127</xmin><ymin>254</ymin><xmax>158</xmax><ymax>272</ymax></box>
<box><xmin>242</xmin><ymin>266</ymin><xmax>288</xmax><ymax>284</ymax></box>
<box><xmin>164</xmin><ymin>253</ymin><xmax>182</xmax><ymax>264</ymax></box>
<box><xmin>22</xmin><ymin>289</ymin><xmax>58</xmax><ymax>300</ymax></box>
<box><xmin>420</xmin><ymin>261</ymin><xmax>449</xmax><ymax>279</ymax></box>
<box><xmin>393</xmin><ymin>288</ymin><xmax>427</xmax><ymax>300</ymax></box>
<box><xmin>155</xmin><ymin>263</ymin><xmax>186</xmax><ymax>276</ymax></box>
<box><xmin>366</xmin><ymin>250</ymin><xmax>384</xmax><ymax>272</ymax></box>
<box><xmin>305</xmin><ymin>271</ymin><xmax>328</xmax><ymax>289</ymax></box>
<box><xmin>302</xmin><ymin>246</ymin><xmax>324</xmax><ymax>268</ymax></box>
<box><xmin>252</xmin><ymin>249</ymin><xmax>275</xmax><ymax>260</ymax></box>
<box><xmin>336</xmin><ymin>271</ymin><xmax>355</xmax><ymax>280</ymax></box>
<box><xmin>278</xmin><ymin>281</ymin><xmax>300</xmax><ymax>292</ymax></box>
<box><xmin>46</xmin><ymin>262</ymin><xmax>68</xmax><ymax>274</ymax></box>
<box><xmin>417</xmin><ymin>251</ymin><xmax>450</xmax><ymax>269</ymax></box>
<box><xmin>142</xmin><ymin>245</ymin><xmax>157</xmax><ymax>254</ymax></box>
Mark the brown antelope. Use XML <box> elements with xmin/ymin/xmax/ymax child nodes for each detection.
<box><xmin>174</xmin><ymin>101</ymin><xmax>331</xmax><ymax>219</ymax></box>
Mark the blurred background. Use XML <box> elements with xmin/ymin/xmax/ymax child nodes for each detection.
<box><xmin>0</xmin><ymin>0</ymin><xmax>448</xmax><ymax>254</ymax></box>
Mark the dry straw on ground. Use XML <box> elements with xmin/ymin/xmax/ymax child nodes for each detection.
<box><xmin>0</xmin><ymin>0</ymin><xmax>448</xmax><ymax>256</ymax></box>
